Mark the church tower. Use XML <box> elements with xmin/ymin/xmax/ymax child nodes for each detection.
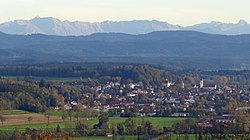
<box><xmin>200</xmin><ymin>79</ymin><xmax>204</xmax><ymax>88</ymax></box>
<box><xmin>181</xmin><ymin>81</ymin><xmax>185</xmax><ymax>89</ymax></box>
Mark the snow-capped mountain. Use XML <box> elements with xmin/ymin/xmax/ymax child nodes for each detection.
<box><xmin>0</xmin><ymin>17</ymin><xmax>181</xmax><ymax>36</ymax></box>
<box><xmin>185</xmin><ymin>19</ymin><xmax>250</xmax><ymax>35</ymax></box>
<box><xmin>0</xmin><ymin>17</ymin><xmax>249</xmax><ymax>36</ymax></box>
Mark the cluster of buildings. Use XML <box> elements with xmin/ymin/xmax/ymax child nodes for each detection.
<box><xmin>59</xmin><ymin>79</ymin><xmax>250</xmax><ymax>120</ymax></box>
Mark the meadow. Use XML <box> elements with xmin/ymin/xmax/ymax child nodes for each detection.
<box><xmin>0</xmin><ymin>110</ymin><xmax>186</xmax><ymax>131</ymax></box>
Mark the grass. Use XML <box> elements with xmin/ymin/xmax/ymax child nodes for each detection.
<box><xmin>105</xmin><ymin>117</ymin><xmax>186</xmax><ymax>128</ymax></box>
<box><xmin>75</xmin><ymin>137</ymin><xmax>112</xmax><ymax>140</ymax></box>
<box><xmin>169</xmin><ymin>134</ymin><xmax>250</xmax><ymax>140</ymax></box>
<box><xmin>75</xmin><ymin>136</ymin><xmax>138</xmax><ymax>140</ymax></box>
<box><xmin>50</xmin><ymin>110</ymin><xmax>71</xmax><ymax>116</ymax></box>
<box><xmin>73</xmin><ymin>134</ymin><xmax>250</xmax><ymax>140</ymax></box>
<box><xmin>170</xmin><ymin>134</ymin><xmax>196</xmax><ymax>140</ymax></box>
<box><xmin>0</xmin><ymin>117</ymin><xmax>187</xmax><ymax>131</ymax></box>
<box><xmin>49</xmin><ymin>110</ymin><xmax>85</xmax><ymax>117</ymax></box>
<box><xmin>1</xmin><ymin>110</ymin><xmax>29</xmax><ymax>115</ymax></box>
<box><xmin>0</xmin><ymin>121</ymin><xmax>78</xmax><ymax>131</ymax></box>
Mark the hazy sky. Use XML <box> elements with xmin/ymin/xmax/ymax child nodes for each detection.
<box><xmin>0</xmin><ymin>0</ymin><xmax>249</xmax><ymax>26</ymax></box>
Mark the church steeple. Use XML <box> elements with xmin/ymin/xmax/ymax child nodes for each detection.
<box><xmin>200</xmin><ymin>79</ymin><xmax>204</xmax><ymax>88</ymax></box>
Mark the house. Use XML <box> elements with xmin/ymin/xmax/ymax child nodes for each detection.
<box><xmin>196</xmin><ymin>121</ymin><xmax>213</xmax><ymax>128</ymax></box>
<box><xmin>120</xmin><ymin>101</ymin><xmax>134</xmax><ymax>107</ymax></box>
<box><xmin>129</xmin><ymin>83</ymin><xmax>136</xmax><ymax>89</ymax></box>
<box><xmin>216</xmin><ymin>118</ymin><xmax>235</xmax><ymax>124</ymax></box>
<box><xmin>225</xmin><ymin>86</ymin><xmax>233</xmax><ymax>94</ymax></box>
<box><xmin>106</xmin><ymin>133</ymin><xmax>113</xmax><ymax>137</ymax></box>
<box><xmin>236</xmin><ymin>106</ymin><xmax>250</xmax><ymax>111</ymax></box>
<box><xmin>216</xmin><ymin>114</ymin><xmax>239</xmax><ymax>124</ymax></box>
<box><xmin>170</xmin><ymin>113</ymin><xmax>193</xmax><ymax>117</ymax></box>
<box><xmin>166</xmin><ymin>80</ymin><xmax>174</xmax><ymax>88</ymax></box>
<box><xmin>202</xmin><ymin>84</ymin><xmax>217</xmax><ymax>90</ymax></box>
<box><xmin>165</xmin><ymin>97</ymin><xmax>181</xmax><ymax>104</ymax></box>
<box><xmin>71</xmin><ymin>101</ymin><xmax>77</xmax><ymax>106</ymax></box>
<box><xmin>64</xmin><ymin>104</ymin><xmax>72</xmax><ymax>110</ymax></box>
<box><xmin>196</xmin><ymin>79</ymin><xmax>217</xmax><ymax>90</ymax></box>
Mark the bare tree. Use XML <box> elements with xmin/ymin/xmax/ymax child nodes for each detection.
<box><xmin>0</xmin><ymin>113</ymin><xmax>6</xmax><ymax>125</ymax></box>
<box><xmin>27</xmin><ymin>116</ymin><xmax>32</xmax><ymax>124</ymax></box>
<box><xmin>44</xmin><ymin>110</ymin><xmax>51</xmax><ymax>124</ymax></box>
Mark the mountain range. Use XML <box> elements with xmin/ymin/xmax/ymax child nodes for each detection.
<box><xmin>0</xmin><ymin>17</ymin><xmax>250</xmax><ymax>36</ymax></box>
<box><xmin>1</xmin><ymin>30</ymin><xmax>250</xmax><ymax>69</ymax></box>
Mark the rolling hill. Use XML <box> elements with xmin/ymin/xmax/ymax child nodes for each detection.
<box><xmin>0</xmin><ymin>31</ymin><xmax>250</xmax><ymax>69</ymax></box>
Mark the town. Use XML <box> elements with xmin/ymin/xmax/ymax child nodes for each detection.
<box><xmin>57</xmin><ymin>77</ymin><xmax>249</xmax><ymax>129</ymax></box>
<box><xmin>0</xmin><ymin>64</ymin><xmax>249</xmax><ymax>139</ymax></box>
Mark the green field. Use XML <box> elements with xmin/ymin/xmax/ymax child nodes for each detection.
<box><xmin>73</xmin><ymin>135</ymin><xmax>197</xmax><ymax>140</ymax></box>
<box><xmin>0</xmin><ymin>121</ymin><xmax>75</xmax><ymax>131</ymax></box>
<box><xmin>104</xmin><ymin>117</ymin><xmax>186</xmax><ymax>128</ymax></box>
<box><xmin>76</xmin><ymin>137</ymin><xmax>112</xmax><ymax>140</ymax></box>
<box><xmin>0</xmin><ymin>117</ymin><xmax>186</xmax><ymax>131</ymax></box>
<box><xmin>1</xmin><ymin>110</ymin><xmax>29</xmax><ymax>115</ymax></box>
<box><xmin>49</xmin><ymin>110</ymin><xmax>90</xmax><ymax>117</ymax></box>
<box><xmin>49</xmin><ymin>110</ymin><xmax>77</xmax><ymax>116</ymax></box>
<box><xmin>75</xmin><ymin>136</ymin><xmax>138</xmax><ymax>140</ymax></box>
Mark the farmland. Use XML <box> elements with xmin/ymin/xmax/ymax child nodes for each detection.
<box><xmin>0</xmin><ymin>110</ymin><xmax>186</xmax><ymax>131</ymax></box>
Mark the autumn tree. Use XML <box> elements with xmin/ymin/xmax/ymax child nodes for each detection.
<box><xmin>117</xmin><ymin>123</ymin><xmax>125</xmax><ymax>135</ymax></box>
<box><xmin>75</xmin><ymin>122</ymin><xmax>90</xmax><ymax>136</ymax></box>
<box><xmin>125</xmin><ymin>118</ymin><xmax>137</xmax><ymax>135</ymax></box>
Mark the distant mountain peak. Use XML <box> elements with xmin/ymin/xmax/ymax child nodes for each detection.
<box><xmin>33</xmin><ymin>16</ymin><xmax>41</xmax><ymax>19</ymax></box>
<box><xmin>185</xmin><ymin>19</ymin><xmax>250</xmax><ymax>35</ymax></box>
<box><xmin>209</xmin><ymin>21</ymin><xmax>223</xmax><ymax>26</ymax></box>
<box><xmin>0</xmin><ymin>17</ymin><xmax>181</xmax><ymax>36</ymax></box>
<box><xmin>238</xmin><ymin>19</ymin><xmax>248</xmax><ymax>25</ymax></box>
<box><xmin>0</xmin><ymin>17</ymin><xmax>250</xmax><ymax>36</ymax></box>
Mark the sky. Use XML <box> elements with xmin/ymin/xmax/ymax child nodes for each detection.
<box><xmin>0</xmin><ymin>0</ymin><xmax>249</xmax><ymax>26</ymax></box>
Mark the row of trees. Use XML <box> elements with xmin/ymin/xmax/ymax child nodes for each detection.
<box><xmin>0</xmin><ymin>115</ymin><xmax>248</xmax><ymax>140</ymax></box>
<box><xmin>0</xmin><ymin>117</ymin><xmax>156</xmax><ymax>140</ymax></box>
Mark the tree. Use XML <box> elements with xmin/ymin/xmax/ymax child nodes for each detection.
<box><xmin>56</xmin><ymin>125</ymin><xmax>61</xmax><ymax>139</ymax></box>
<box><xmin>117</xmin><ymin>123</ymin><xmax>125</xmax><ymax>135</ymax></box>
<box><xmin>61</xmin><ymin>111</ymin><xmax>68</xmax><ymax>122</ymax></box>
<box><xmin>75</xmin><ymin>112</ymin><xmax>81</xmax><ymax>122</ymax></box>
<box><xmin>75</xmin><ymin>122</ymin><xmax>90</xmax><ymax>136</ymax></box>
<box><xmin>27</xmin><ymin>116</ymin><xmax>32</xmax><ymax>124</ymax></box>
<box><xmin>172</xmin><ymin>119</ymin><xmax>197</xmax><ymax>134</ymax></box>
<box><xmin>94</xmin><ymin>113</ymin><xmax>109</xmax><ymax>129</ymax></box>
<box><xmin>98</xmin><ymin>113</ymin><xmax>109</xmax><ymax>127</ymax></box>
<box><xmin>0</xmin><ymin>114</ymin><xmax>5</xmax><ymax>125</ymax></box>
<box><xmin>125</xmin><ymin>118</ymin><xmax>137</xmax><ymax>135</ymax></box>
<box><xmin>11</xmin><ymin>129</ymin><xmax>22</xmax><ymax>140</ymax></box>
<box><xmin>142</xmin><ymin>121</ymin><xmax>153</xmax><ymax>135</ymax></box>
<box><xmin>44</xmin><ymin>110</ymin><xmax>51</xmax><ymax>124</ymax></box>
<box><xmin>24</xmin><ymin>134</ymin><xmax>32</xmax><ymax>140</ymax></box>
<box><xmin>137</xmin><ymin>126</ymin><xmax>142</xmax><ymax>140</ymax></box>
<box><xmin>137</xmin><ymin>94</ymin><xmax>147</xmax><ymax>103</ymax></box>
<box><xmin>56</xmin><ymin>125</ymin><xmax>61</xmax><ymax>133</ymax></box>
<box><xmin>74</xmin><ymin>103</ymin><xmax>84</xmax><ymax>112</ymax></box>
<box><xmin>39</xmin><ymin>79</ymin><xmax>46</xmax><ymax>88</ymax></box>
<box><xmin>67</xmin><ymin>110</ymin><xmax>73</xmax><ymax>121</ymax></box>
<box><xmin>0</xmin><ymin>130</ymin><xmax>9</xmax><ymax>140</ymax></box>
<box><xmin>74</xmin><ymin>103</ymin><xmax>84</xmax><ymax>121</ymax></box>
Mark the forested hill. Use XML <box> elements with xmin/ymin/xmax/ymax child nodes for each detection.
<box><xmin>1</xmin><ymin>31</ymin><xmax>250</xmax><ymax>69</ymax></box>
